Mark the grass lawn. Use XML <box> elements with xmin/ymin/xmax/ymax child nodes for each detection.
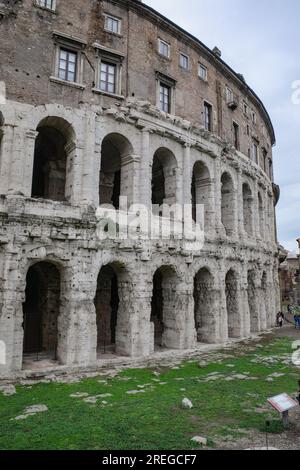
<box><xmin>0</xmin><ymin>336</ymin><xmax>299</xmax><ymax>450</ymax></box>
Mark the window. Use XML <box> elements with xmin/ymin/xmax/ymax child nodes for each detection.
<box><xmin>204</xmin><ymin>102</ymin><xmax>212</xmax><ymax>132</ymax></box>
<box><xmin>252</xmin><ymin>141</ymin><xmax>259</xmax><ymax>164</ymax></box>
<box><xmin>233</xmin><ymin>122</ymin><xmax>240</xmax><ymax>150</ymax></box>
<box><xmin>100</xmin><ymin>61</ymin><xmax>117</xmax><ymax>94</ymax></box>
<box><xmin>58</xmin><ymin>49</ymin><xmax>77</xmax><ymax>82</ymax></box>
<box><xmin>226</xmin><ymin>87</ymin><xmax>234</xmax><ymax>103</ymax></box>
<box><xmin>243</xmin><ymin>103</ymin><xmax>249</xmax><ymax>116</ymax></box>
<box><xmin>104</xmin><ymin>15</ymin><xmax>121</xmax><ymax>34</ymax></box>
<box><xmin>246</xmin><ymin>124</ymin><xmax>250</xmax><ymax>136</ymax></box>
<box><xmin>199</xmin><ymin>64</ymin><xmax>207</xmax><ymax>81</ymax></box>
<box><xmin>180</xmin><ymin>53</ymin><xmax>189</xmax><ymax>70</ymax></box>
<box><xmin>268</xmin><ymin>159</ymin><xmax>273</xmax><ymax>180</ymax></box>
<box><xmin>160</xmin><ymin>83</ymin><xmax>170</xmax><ymax>113</ymax></box>
<box><xmin>252</xmin><ymin>111</ymin><xmax>256</xmax><ymax>124</ymax></box>
<box><xmin>158</xmin><ymin>39</ymin><xmax>170</xmax><ymax>58</ymax></box>
<box><xmin>262</xmin><ymin>149</ymin><xmax>268</xmax><ymax>172</ymax></box>
<box><xmin>35</xmin><ymin>0</ymin><xmax>56</xmax><ymax>11</ymax></box>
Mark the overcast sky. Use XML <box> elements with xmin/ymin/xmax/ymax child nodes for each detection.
<box><xmin>146</xmin><ymin>0</ymin><xmax>300</xmax><ymax>253</ymax></box>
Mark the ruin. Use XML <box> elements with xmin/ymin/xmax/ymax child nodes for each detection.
<box><xmin>0</xmin><ymin>0</ymin><xmax>280</xmax><ymax>378</ymax></box>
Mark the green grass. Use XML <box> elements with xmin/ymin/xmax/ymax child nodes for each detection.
<box><xmin>0</xmin><ymin>337</ymin><xmax>299</xmax><ymax>450</ymax></box>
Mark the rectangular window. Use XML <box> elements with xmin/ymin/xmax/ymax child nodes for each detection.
<box><xmin>263</xmin><ymin>149</ymin><xmax>268</xmax><ymax>172</ymax></box>
<box><xmin>160</xmin><ymin>83</ymin><xmax>171</xmax><ymax>113</ymax></box>
<box><xmin>226</xmin><ymin>87</ymin><xmax>234</xmax><ymax>103</ymax></box>
<box><xmin>252</xmin><ymin>111</ymin><xmax>256</xmax><ymax>124</ymax></box>
<box><xmin>35</xmin><ymin>0</ymin><xmax>55</xmax><ymax>10</ymax></box>
<box><xmin>269</xmin><ymin>159</ymin><xmax>273</xmax><ymax>179</ymax></box>
<box><xmin>158</xmin><ymin>39</ymin><xmax>170</xmax><ymax>58</ymax></box>
<box><xmin>252</xmin><ymin>141</ymin><xmax>259</xmax><ymax>164</ymax></box>
<box><xmin>100</xmin><ymin>61</ymin><xmax>117</xmax><ymax>94</ymax></box>
<box><xmin>105</xmin><ymin>15</ymin><xmax>121</xmax><ymax>34</ymax></box>
<box><xmin>233</xmin><ymin>122</ymin><xmax>240</xmax><ymax>150</ymax></box>
<box><xmin>58</xmin><ymin>49</ymin><xmax>77</xmax><ymax>82</ymax></box>
<box><xmin>204</xmin><ymin>102</ymin><xmax>212</xmax><ymax>132</ymax></box>
<box><xmin>180</xmin><ymin>53</ymin><xmax>189</xmax><ymax>70</ymax></box>
<box><xmin>243</xmin><ymin>103</ymin><xmax>248</xmax><ymax>115</ymax></box>
<box><xmin>199</xmin><ymin>64</ymin><xmax>207</xmax><ymax>81</ymax></box>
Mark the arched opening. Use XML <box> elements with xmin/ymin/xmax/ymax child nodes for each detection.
<box><xmin>221</xmin><ymin>172</ymin><xmax>235</xmax><ymax>236</ymax></box>
<box><xmin>248</xmin><ymin>270</ymin><xmax>258</xmax><ymax>333</ymax></box>
<box><xmin>151</xmin><ymin>266</ymin><xmax>178</xmax><ymax>350</ymax></box>
<box><xmin>32</xmin><ymin>117</ymin><xmax>75</xmax><ymax>201</ymax></box>
<box><xmin>0</xmin><ymin>111</ymin><xmax>4</xmax><ymax>157</ymax></box>
<box><xmin>152</xmin><ymin>148</ymin><xmax>177</xmax><ymax>210</ymax></box>
<box><xmin>258</xmin><ymin>192</ymin><xmax>264</xmax><ymax>239</ymax></box>
<box><xmin>94</xmin><ymin>265</ymin><xmax>120</xmax><ymax>356</ymax></box>
<box><xmin>192</xmin><ymin>162</ymin><xmax>212</xmax><ymax>231</ymax></box>
<box><xmin>194</xmin><ymin>268</ymin><xmax>214</xmax><ymax>343</ymax></box>
<box><xmin>225</xmin><ymin>269</ymin><xmax>240</xmax><ymax>338</ymax></box>
<box><xmin>100</xmin><ymin>133</ymin><xmax>133</xmax><ymax>209</ymax></box>
<box><xmin>243</xmin><ymin>183</ymin><xmax>253</xmax><ymax>236</ymax></box>
<box><xmin>22</xmin><ymin>262</ymin><xmax>60</xmax><ymax>365</ymax></box>
<box><xmin>261</xmin><ymin>271</ymin><xmax>268</xmax><ymax>329</ymax></box>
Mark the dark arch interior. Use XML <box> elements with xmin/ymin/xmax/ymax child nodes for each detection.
<box><xmin>94</xmin><ymin>265</ymin><xmax>119</xmax><ymax>355</ymax></box>
<box><xmin>23</xmin><ymin>262</ymin><xmax>60</xmax><ymax>361</ymax></box>
<box><xmin>191</xmin><ymin>162</ymin><xmax>210</xmax><ymax>225</ymax></box>
<box><xmin>194</xmin><ymin>268</ymin><xmax>214</xmax><ymax>343</ymax></box>
<box><xmin>151</xmin><ymin>269</ymin><xmax>164</xmax><ymax>345</ymax></box>
<box><xmin>32</xmin><ymin>126</ymin><xmax>67</xmax><ymax>201</ymax></box>
<box><xmin>151</xmin><ymin>148</ymin><xmax>177</xmax><ymax>211</ymax></box>
<box><xmin>221</xmin><ymin>172</ymin><xmax>234</xmax><ymax>235</ymax></box>
<box><xmin>152</xmin><ymin>156</ymin><xmax>166</xmax><ymax>206</ymax></box>
<box><xmin>225</xmin><ymin>269</ymin><xmax>239</xmax><ymax>338</ymax></box>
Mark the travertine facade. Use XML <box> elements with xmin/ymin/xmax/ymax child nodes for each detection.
<box><xmin>0</xmin><ymin>0</ymin><xmax>280</xmax><ymax>378</ymax></box>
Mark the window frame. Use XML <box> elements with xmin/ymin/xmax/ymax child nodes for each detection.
<box><xmin>92</xmin><ymin>44</ymin><xmax>125</xmax><ymax>98</ymax></box>
<box><xmin>104</xmin><ymin>14</ymin><xmax>121</xmax><ymax>35</ymax></box>
<box><xmin>99</xmin><ymin>61</ymin><xmax>117</xmax><ymax>95</ymax></box>
<box><xmin>233</xmin><ymin>121</ymin><xmax>240</xmax><ymax>150</ymax></box>
<box><xmin>34</xmin><ymin>0</ymin><xmax>56</xmax><ymax>12</ymax></box>
<box><xmin>226</xmin><ymin>86</ymin><xmax>234</xmax><ymax>104</ymax></box>
<box><xmin>204</xmin><ymin>101</ymin><xmax>213</xmax><ymax>132</ymax></box>
<box><xmin>199</xmin><ymin>63</ymin><xmax>208</xmax><ymax>82</ymax></box>
<box><xmin>51</xmin><ymin>32</ymin><xmax>86</xmax><ymax>88</ymax></box>
<box><xmin>155</xmin><ymin>72</ymin><xmax>176</xmax><ymax>115</ymax></box>
<box><xmin>158</xmin><ymin>39</ymin><xmax>170</xmax><ymax>59</ymax></box>
<box><xmin>179</xmin><ymin>53</ymin><xmax>189</xmax><ymax>71</ymax></box>
<box><xmin>159</xmin><ymin>82</ymin><xmax>171</xmax><ymax>113</ymax></box>
<box><xmin>252</xmin><ymin>140</ymin><xmax>259</xmax><ymax>164</ymax></box>
<box><xmin>58</xmin><ymin>48</ymin><xmax>78</xmax><ymax>83</ymax></box>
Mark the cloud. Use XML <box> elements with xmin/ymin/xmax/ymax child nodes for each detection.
<box><xmin>146</xmin><ymin>0</ymin><xmax>300</xmax><ymax>251</ymax></box>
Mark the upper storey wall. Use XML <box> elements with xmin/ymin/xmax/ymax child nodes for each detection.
<box><xmin>0</xmin><ymin>0</ymin><xmax>274</xmax><ymax>178</ymax></box>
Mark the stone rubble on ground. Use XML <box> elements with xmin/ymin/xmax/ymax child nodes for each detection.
<box><xmin>182</xmin><ymin>398</ymin><xmax>193</xmax><ymax>409</ymax></box>
<box><xmin>12</xmin><ymin>404</ymin><xmax>48</xmax><ymax>421</ymax></box>
<box><xmin>0</xmin><ymin>384</ymin><xmax>16</xmax><ymax>396</ymax></box>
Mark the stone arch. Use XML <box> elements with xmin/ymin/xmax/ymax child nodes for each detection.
<box><xmin>225</xmin><ymin>269</ymin><xmax>240</xmax><ymax>338</ymax></box>
<box><xmin>152</xmin><ymin>147</ymin><xmax>178</xmax><ymax>210</ymax></box>
<box><xmin>221</xmin><ymin>172</ymin><xmax>235</xmax><ymax>236</ymax></box>
<box><xmin>247</xmin><ymin>269</ymin><xmax>259</xmax><ymax>333</ymax></box>
<box><xmin>100</xmin><ymin>133</ymin><xmax>134</xmax><ymax>209</ymax></box>
<box><xmin>151</xmin><ymin>265</ymin><xmax>180</xmax><ymax>349</ymax></box>
<box><xmin>194</xmin><ymin>267</ymin><xmax>215</xmax><ymax>343</ymax></box>
<box><xmin>258</xmin><ymin>191</ymin><xmax>264</xmax><ymax>239</ymax></box>
<box><xmin>242</xmin><ymin>182</ymin><xmax>253</xmax><ymax>236</ymax></box>
<box><xmin>192</xmin><ymin>161</ymin><xmax>213</xmax><ymax>231</ymax></box>
<box><xmin>22</xmin><ymin>261</ymin><xmax>61</xmax><ymax>367</ymax></box>
<box><xmin>94</xmin><ymin>261</ymin><xmax>130</xmax><ymax>357</ymax></box>
<box><xmin>31</xmin><ymin>116</ymin><xmax>76</xmax><ymax>202</ymax></box>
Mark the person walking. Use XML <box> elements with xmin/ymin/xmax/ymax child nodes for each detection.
<box><xmin>277</xmin><ymin>312</ymin><xmax>284</xmax><ymax>328</ymax></box>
